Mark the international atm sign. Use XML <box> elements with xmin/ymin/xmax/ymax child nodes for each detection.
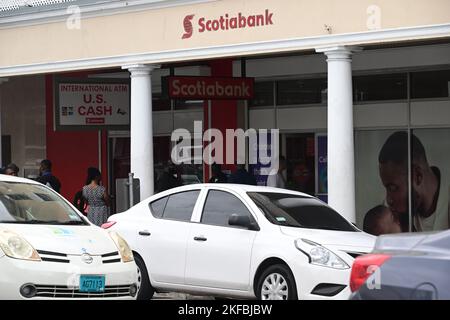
<box><xmin>57</xmin><ymin>82</ymin><xmax>130</xmax><ymax>129</ymax></box>
<box><xmin>166</xmin><ymin>76</ymin><xmax>254</xmax><ymax>100</ymax></box>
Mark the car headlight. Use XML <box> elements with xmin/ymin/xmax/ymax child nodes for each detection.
<box><xmin>0</xmin><ymin>230</ymin><xmax>41</xmax><ymax>261</ymax></box>
<box><xmin>109</xmin><ymin>231</ymin><xmax>134</xmax><ymax>263</ymax></box>
<box><xmin>294</xmin><ymin>238</ymin><xmax>349</xmax><ymax>270</ymax></box>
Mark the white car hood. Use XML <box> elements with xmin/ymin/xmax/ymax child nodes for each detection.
<box><xmin>280</xmin><ymin>226</ymin><xmax>376</xmax><ymax>252</ymax></box>
<box><xmin>0</xmin><ymin>224</ymin><xmax>118</xmax><ymax>255</ymax></box>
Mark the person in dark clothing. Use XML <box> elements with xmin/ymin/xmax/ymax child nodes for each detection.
<box><xmin>5</xmin><ymin>163</ymin><xmax>19</xmax><ymax>176</ymax></box>
<box><xmin>36</xmin><ymin>159</ymin><xmax>61</xmax><ymax>193</ymax></box>
<box><xmin>209</xmin><ymin>163</ymin><xmax>227</xmax><ymax>183</ymax></box>
<box><xmin>155</xmin><ymin>162</ymin><xmax>182</xmax><ymax>193</ymax></box>
<box><xmin>229</xmin><ymin>164</ymin><xmax>257</xmax><ymax>185</ymax></box>
<box><xmin>73</xmin><ymin>190</ymin><xmax>88</xmax><ymax>215</ymax></box>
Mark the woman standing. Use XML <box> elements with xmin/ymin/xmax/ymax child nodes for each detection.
<box><xmin>83</xmin><ymin>167</ymin><xmax>110</xmax><ymax>226</ymax></box>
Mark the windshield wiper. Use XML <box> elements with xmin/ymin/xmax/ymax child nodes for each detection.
<box><xmin>58</xmin><ymin>220</ymin><xmax>86</xmax><ymax>225</ymax></box>
<box><xmin>318</xmin><ymin>225</ymin><xmax>344</xmax><ymax>231</ymax></box>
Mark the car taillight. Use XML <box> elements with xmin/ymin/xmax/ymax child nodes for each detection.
<box><xmin>350</xmin><ymin>254</ymin><xmax>391</xmax><ymax>292</ymax></box>
<box><xmin>101</xmin><ymin>221</ymin><xmax>117</xmax><ymax>229</ymax></box>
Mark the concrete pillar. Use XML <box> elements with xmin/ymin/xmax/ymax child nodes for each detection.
<box><xmin>122</xmin><ymin>64</ymin><xmax>159</xmax><ymax>200</ymax></box>
<box><xmin>316</xmin><ymin>46</ymin><xmax>360</xmax><ymax>223</ymax></box>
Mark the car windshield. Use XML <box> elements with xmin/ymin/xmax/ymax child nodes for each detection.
<box><xmin>0</xmin><ymin>182</ymin><xmax>87</xmax><ymax>225</ymax></box>
<box><xmin>248</xmin><ymin>192</ymin><xmax>357</xmax><ymax>232</ymax></box>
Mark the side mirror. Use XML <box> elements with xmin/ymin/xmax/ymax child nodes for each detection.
<box><xmin>228</xmin><ymin>214</ymin><xmax>260</xmax><ymax>231</ymax></box>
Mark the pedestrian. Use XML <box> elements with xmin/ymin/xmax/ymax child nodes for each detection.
<box><xmin>36</xmin><ymin>159</ymin><xmax>61</xmax><ymax>193</ymax></box>
<box><xmin>229</xmin><ymin>164</ymin><xmax>257</xmax><ymax>185</ymax></box>
<box><xmin>83</xmin><ymin>167</ymin><xmax>110</xmax><ymax>226</ymax></box>
<box><xmin>73</xmin><ymin>189</ymin><xmax>88</xmax><ymax>215</ymax></box>
<box><xmin>155</xmin><ymin>161</ymin><xmax>182</xmax><ymax>193</ymax></box>
<box><xmin>5</xmin><ymin>163</ymin><xmax>19</xmax><ymax>176</ymax></box>
<box><xmin>208</xmin><ymin>163</ymin><xmax>227</xmax><ymax>183</ymax></box>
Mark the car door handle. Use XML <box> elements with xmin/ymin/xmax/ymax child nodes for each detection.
<box><xmin>194</xmin><ymin>236</ymin><xmax>207</xmax><ymax>242</ymax></box>
<box><xmin>139</xmin><ymin>231</ymin><xmax>151</xmax><ymax>236</ymax></box>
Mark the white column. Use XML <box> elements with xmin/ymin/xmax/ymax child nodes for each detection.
<box><xmin>122</xmin><ymin>64</ymin><xmax>159</xmax><ymax>200</ymax></box>
<box><xmin>316</xmin><ymin>46</ymin><xmax>360</xmax><ymax>223</ymax></box>
<box><xmin>0</xmin><ymin>78</ymin><xmax>8</xmax><ymax>168</ymax></box>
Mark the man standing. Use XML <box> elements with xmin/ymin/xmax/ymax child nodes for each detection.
<box><xmin>36</xmin><ymin>159</ymin><xmax>61</xmax><ymax>193</ymax></box>
<box><xmin>229</xmin><ymin>164</ymin><xmax>257</xmax><ymax>185</ymax></box>
<box><xmin>378</xmin><ymin>131</ymin><xmax>449</xmax><ymax>232</ymax></box>
<box><xmin>155</xmin><ymin>161</ymin><xmax>182</xmax><ymax>193</ymax></box>
<box><xmin>208</xmin><ymin>163</ymin><xmax>228</xmax><ymax>183</ymax></box>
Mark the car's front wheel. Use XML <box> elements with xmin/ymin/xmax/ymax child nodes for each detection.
<box><xmin>256</xmin><ymin>264</ymin><xmax>298</xmax><ymax>300</ymax></box>
<box><xmin>134</xmin><ymin>254</ymin><xmax>155</xmax><ymax>300</ymax></box>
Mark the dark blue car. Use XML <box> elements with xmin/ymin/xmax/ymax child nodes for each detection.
<box><xmin>350</xmin><ymin>230</ymin><xmax>450</xmax><ymax>300</ymax></box>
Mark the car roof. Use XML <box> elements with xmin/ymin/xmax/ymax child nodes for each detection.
<box><xmin>155</xmin><ymin>183</ymin><xmax>314</xmax><ymax>198</ymax></box>
<box><xmin>0</xmin><ymin>174</ymin><xmax>41</xmax><ymax>185</ymax></box>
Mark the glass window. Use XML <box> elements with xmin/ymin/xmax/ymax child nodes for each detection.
<box><xmin>170</xmin><ymin>136</ymin><xmax>204</xmax><ymax>184</ymax></box>
<box><xmin>149</xmin><ymin>196</ymin><xmax>168</xmax><ymax>218</ymax></box>
<box><xmin>201</xmin><ymin>190</ymin><xmax>252</xmax><ymax>227</ymax></box>
<box><xmin>162</xmin><ymin>190</ymin><xmax>200</xmax><ymax>222</ymax></box>
<box><xmin>152</xmin><ymin>93</ymin><xmax>171</xmax><ymax>111</ymax></box>
<box><xmin>411</xmin><ymin>70</ymin><xmax>450</xmax><ymax>99</ymax></box>
<box><xmin>410</xmin><ymin>129</ymin><xmax>450</xmax><ymax>232</ymax></box>
<box><xmin>251</xmin><ymin>81</ymin><xmax>274</xmax><ymax>107</ymax></box>
<box><xmin>353</xmin><ymin>73</ymin><xmax>407</xmax><ymax>102</ymax></box>
<box><xmin>174</xmin><ymin>100</ymin><xmax>204</xmax><ymax>110</ymax></box>
<box><xmin>248</xmin><ymin>192</ymin><xmax>356</xmax><ymax>231</ymax></box>
<box><xmin>276</xmin><ymin>78</ymin><xmax>327</xmax><ymax>105</ymax></box>
<box><xmin>0</xmin><ymin>182</ymin><xmax>87</xmax><ymax>225</ymax></box>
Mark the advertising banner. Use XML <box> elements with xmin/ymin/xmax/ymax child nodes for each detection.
<box><xmin>56</xmin><ymin>79</ymin><xmax>130</xmax><ymax>130</ymax></box>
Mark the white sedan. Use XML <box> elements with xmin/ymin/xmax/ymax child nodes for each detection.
<box><xmin>105</xmin><ymin>184</ymin><xmax>375</xmax><ymax>300</ymax></box>
<box><xmin>0</xmin><ymin>175</ymin><xmax>138</xmax><ymax>299</ymax></box>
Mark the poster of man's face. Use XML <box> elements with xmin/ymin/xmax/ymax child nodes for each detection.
<box><xmin>356</xmin><ymin>129</ymin><xmax>450</xmax><ymax>236</ymax></box>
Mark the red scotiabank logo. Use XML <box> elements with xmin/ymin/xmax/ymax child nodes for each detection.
<box><xmin>182</xmin><ymin>14</ymin><xmax>195</xmax><ymax>39</ymax></box>
<box><xmin>182</xmin><ymin>9</ymin><xmax>273</xmax><ymax>40</ymax></box>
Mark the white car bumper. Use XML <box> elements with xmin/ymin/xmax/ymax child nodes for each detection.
<box><xmin>0</xmin><ymin>254</ymin><xmax>138</xmax><ymax>300</ymax></box>
<box><xmin>289</xmin><ymin>258</ymin><xmax>352</xmax><ymax>300</ymax></box>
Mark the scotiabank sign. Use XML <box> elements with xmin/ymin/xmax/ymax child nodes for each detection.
<box><xmin>166</xmin><ymin>76</ymin><xmax>254</xmax><ymax>100</ymax></box>
<box><xmin>182</xmin><ymin>9</ymin><xmax>274</xmax><ymax>39</ymax></box>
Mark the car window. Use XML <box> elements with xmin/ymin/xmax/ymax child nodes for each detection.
<box><xmin>201</xmin><ymin>190</ymin><xmax>252</xmax><ymax>228</ymax></box>
<box><xmin>0</xmin><ymin>182</ymin><xmax>87</xmax><ymax>225</ymax></box>
<box><xmin>149</xmin><ymin>196</ymin><xmax>168</xmax><ymax>218</ymax></box>
<box><xmin>248</xmin><ymin>192</ymin><xmax>357</xmax><ymax>232</ymax></box>
<box><xmin>161</xmin><ymin>190</ymin><xmax>200</xmax><ymax>222</ymax></box>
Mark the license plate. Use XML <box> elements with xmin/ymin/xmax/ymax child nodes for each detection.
<box><xmin>79</xmin><ymin>275</ymin><xmax>105</xmax><ymax>293</ymax></box>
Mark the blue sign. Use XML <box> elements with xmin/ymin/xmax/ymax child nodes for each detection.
<box><xmin>249</xmin><ymin>132</ymin><xmax>273</xmax><ymax>186</ymax></box>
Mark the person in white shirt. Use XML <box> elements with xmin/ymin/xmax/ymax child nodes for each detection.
<box><xmin>266</xmin><ymin>156</ymin><xmax>287</xmax><ymax>189</ymax></box>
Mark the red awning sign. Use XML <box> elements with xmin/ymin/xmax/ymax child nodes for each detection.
<box><xmin>167</xmin><ymin>76</ymin><xmax>254</xmax><ymax>100</ymax></box>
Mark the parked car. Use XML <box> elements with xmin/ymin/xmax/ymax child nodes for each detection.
<box><xmin>104</xmin><ymin>183</ymin><xmax>375</xmax><ymax>300</ymax></box>
<box><xmin>350</xmin><ymin>230</ymin><xmax>450</xmax><ymax>300</ymax></box>
<box><xmin>0</xmin><ymin>175</ymin><xmax>138</xmax><ymax>300</ymax></box>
